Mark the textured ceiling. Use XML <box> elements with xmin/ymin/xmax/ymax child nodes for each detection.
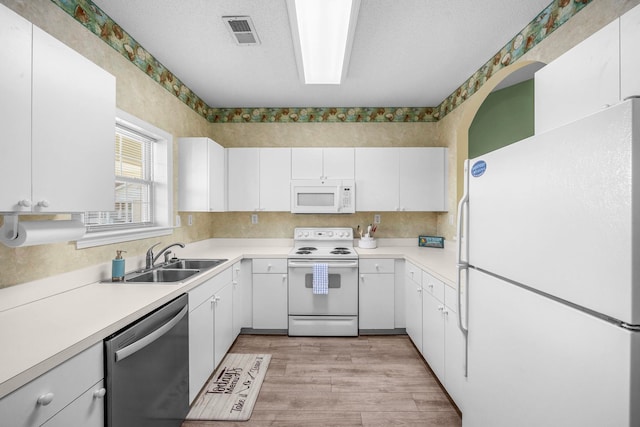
<box><xmin>90</xmin><ymin>0</ymin><xmax>553</xmax><ymax>109</ymax></box>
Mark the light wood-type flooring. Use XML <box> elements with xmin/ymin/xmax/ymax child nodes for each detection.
<box><xmin>182</xmin><ymin>334</ymin><xmax>462</xmax><ymax>427</ymax></box>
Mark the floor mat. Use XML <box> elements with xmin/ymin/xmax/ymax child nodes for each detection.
<box><xmin>186</xmin><ymin>353</ymin><xmax>271</xmax><ymax>421</ymax></box>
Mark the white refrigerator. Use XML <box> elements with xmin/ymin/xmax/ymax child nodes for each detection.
<box><xmin>456</xmin><ymin>98</ymin><xmax>640</xmax><ymax>426</ymax></box>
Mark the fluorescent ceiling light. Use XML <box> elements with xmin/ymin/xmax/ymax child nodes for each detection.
<box><xmin>288</xmin><ymin>0</ymin><xmax>360</xmax><ymax>84</ymax></box>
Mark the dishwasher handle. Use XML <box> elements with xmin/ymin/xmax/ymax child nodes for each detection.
<box><xmin>115</xmin><ymin>305</ymin><xmax>188</xmax><ymax>362</ymax></box>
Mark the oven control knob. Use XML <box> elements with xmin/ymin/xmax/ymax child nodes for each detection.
<box><xmin>303</xmin><ymin>231</ymin><xmax>309</xmax><ymax>237</ymax></box>
<box><xmin>328</xmin><ymin>231</ymin><xmax>334</xmax><ymax>237</ymax></box>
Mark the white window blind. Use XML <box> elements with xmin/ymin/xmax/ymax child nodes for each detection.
<box><xmin>85</xmin><ymin>123</ymin><xmax>155</xmax><ymax>231</ymax></box>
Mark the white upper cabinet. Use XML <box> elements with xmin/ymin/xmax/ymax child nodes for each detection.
<box><xmin>535</xmin><ymin>3</ymin><xmax>640</xmax><ymax>134</ymax></box>
<box><xmin>291</xmin><ymin>147</ymin><xmax>355</xmax><ymax>179</ymax></box>
<box><xmin>179</xmin><ymin>137</ymin><xmax>226</xmax><ymax>212</ymax></box>
<box><xmin>0</xmin><ymin>4</ymin><xmax>115</xmax><ymax>213</ymax></box>
<box><xmin>0</xmin><ymin>5</ymin><xmax>31</xmax><ymax>212</ymax></box>
<box><xmin>399</xmin><ymin>147</ymin><xmax>447</xmax><ymax>211</ymax></box>
<box><xmin>621</xmin><ymin>3</ymin><xmax>640</xmax><ymax>100</ymax></box>
<box><xmin>355</xmin><ymin>147</ymin><xmax>447</xmax><ymax>212</ymax></box>
<box><xmin>355</xmin><ymin>148</ymin><xmax>399</xmax><ymax>211</ymax></box>
<box><xmin>535</xmin><ymin>19</ymin><xmax>620</xmax><ymax>134</ymax></box>
<box><xmin>259</xmin><ymin>148</ymin><xmax>291</xmax><ymax>211</ymax></box>
<box><xmin>227</xmin><ymin>148</ymin><xmax>291</xmax><ymax>211</ymax></box>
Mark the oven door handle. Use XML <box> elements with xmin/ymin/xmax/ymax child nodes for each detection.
<box><xmin>288</xmin><ymin>261</ymin><xmax>359</xmax><ymax>269</ymax></box>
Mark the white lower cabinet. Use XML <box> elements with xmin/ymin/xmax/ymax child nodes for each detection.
<box><xmin>403</xmin><ymin>263</ymin><xmax>467</xmax><ymax>411</ymax></box>
<box><xmin>188</xmin><ymin>267</ymin><xmax>233</xmax><ymax>403</ymax></box>
<box><xmin>443</xmin><ymin>285</ymin><xmax>467</xmax><ymax>412</ymax></box>
<box><xmin>421</xmin><ymin>272</ymin><xmax>446</xmax><ymax>382</ymax></box>
<box><xmin>359</xmin><ymin>259</ymin><xmax>395</xmax><ymax>330</ymax></box>
<box><xmin>404</xmin><ymin>261</ymin><xmax>423</xmax><ymax>352</ymax></box>
<box><xmin>232</xmin><ymin>260</ymin><xmax>252</xmax><ymax>336</ymax></box>
<box><xmin>252</xmin><ymin>259</ymin><xmax>288</xmax><ymax>330</ymax></box>
<box><xmin>0</xmin><ymin>342</ymin><xmax>104</xmax><ymax>427</ymax></box>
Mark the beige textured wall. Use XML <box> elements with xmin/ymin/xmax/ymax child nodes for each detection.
<box><xmin>1</xmin><ymin>0</ymin><xmax>638</xmax><ymax>287</ymax></box>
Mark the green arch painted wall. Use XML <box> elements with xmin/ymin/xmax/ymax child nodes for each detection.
<box><xmin>468</xmin><ymin>79</ymin><xmax>534</xmax><ymax>159</ymax></box>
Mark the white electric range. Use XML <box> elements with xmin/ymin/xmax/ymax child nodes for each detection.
<box><xmin>287</xmin><ymin>227</ymin><xmax>359</xmax><ymax>336</ymax></box>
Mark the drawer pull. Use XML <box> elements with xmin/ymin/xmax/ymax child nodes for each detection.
<box><xmin>93</xmin><ymin>388</ymin><xmax>106</xmax><ymax>399</ymax></box>
<box><xmin>37</xmin><ymin>392</ymin><xmax>54</xmax><ymax>406</ymax></box>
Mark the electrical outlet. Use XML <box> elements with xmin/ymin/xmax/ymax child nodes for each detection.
<box><xmin>251</xmin><ymin>214</ymin><xmax>258</xmax><ymax>224</ymax></box>
<box><xmin>175</xmin><ymin>215</ymin><xmax>181</xmax><ymax>227</ymax></box>
<box><xmin>374</xmin><ymin>214</ymin><xmax>381</xmax><ymax>224</ymax></box>
<box><xmin>188</xmin><ymin>214</ymin><xmax>193</xmax><ymax>226</ymax></box>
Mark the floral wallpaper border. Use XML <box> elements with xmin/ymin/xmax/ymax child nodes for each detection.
<box><xmin>51</xmin><ymin>0</ymin><xmax>591</xmax><ymax>124</ymax></box>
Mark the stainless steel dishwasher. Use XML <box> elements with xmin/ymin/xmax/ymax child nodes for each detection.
<box><xmin>105</xmin><ymin>293</ymin><xmax>189</xmax><ymax>427</ymax></box>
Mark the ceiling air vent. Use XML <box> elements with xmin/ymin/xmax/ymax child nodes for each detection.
<box><xmin>223</xmin><ymin>16</ymin><xmax>261</xmax><ymax>46</ymax></box>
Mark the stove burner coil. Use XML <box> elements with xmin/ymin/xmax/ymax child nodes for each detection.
<box><xmin>330</xmin><ymin>250</ymin><xmax>351</xmax><ymax>255</ymax></box>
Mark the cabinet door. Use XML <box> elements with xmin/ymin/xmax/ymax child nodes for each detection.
<box><xmin>291</xmin><ymin>148</ymin><xmax>323</xmax><ymax>179</ymax></box>
<box><xmin>534</xmin><ymin>19</ymin><xmax>620</xmax><ymax>134</ymax></box>
<box><xmin>404</xmin><ymin>273</ymin><xmax>423</xmax><ymax>352</ymax></box>
<box><xmin>232</xmin><ymin>261</ymin><xmax>244</xmax><ymax>337</ymax></box>
<box><xmin>188</xmin><ymin>298</ymin><xmax>214</xmax><ymax>403</ymax></box>
<box><xmin>259</xmin><ymin>148</ymin><xmax>291</xmax><ymax>211</ymax></box>
<box><xmin>355</xmin><ymin>148</ymin><xmax>399</xmax><ymax>211</ymax></box>
<box><xmin>214</xmin><ymin>283</ymin><xmax>234</xmax><ymax>367</ymax></box>
<box><xmin>399</xmin><ymin>148</ymin><xmax>447</xmax><ymax>211</ymax></box>
<box><xmin>253</xmin><ymin>273</ymin><xmax>288</xmax><ymax>329</ymax></box>
<box><xmin>40</xmin><ymin>380</ymin><xmax>105</xmax><ymax>427</ymax></box>
<box><xmin>422</xmin><ymin>289</ymin><xmax>445</xmax><ymax>382</ymax></box>
<box><xmin>323</xmin><ymin>148</ymin><xmax>355</xmax><ymax>179</ymax></box>
<box><xmin>32</xmin><ymin>26</ymin><xmax>115</xmax><ymax>212</ymax></box>
<box><xmin>444</xmin><ymin>301</ymin><xmax>467</xmax><ymax>412</ymax></box>
<box><xmin>179</xmin><ymin>137</ymin><xmax>226</xmax><ymax>212</ymax></box>
<box><xmin>227</xmin><ymin>148</ymin><xmax>260</xmax><ymax>211</ymax></box>
<box><xmin>621</xmin><ymin>3</ymin><xmax>640</xmax><ymax>100</ymax></box>
<box><xmin>0</xmin><ymin>4</ymin><xmax>31</xmax><ymax>212</ymax></box>
<box><xmin>359</xmin><ymin>273</ymin><xmax>395</xmax><ymax>329</ymax></box>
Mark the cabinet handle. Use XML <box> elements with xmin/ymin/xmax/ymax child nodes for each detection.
<box><xmin>37</xmin><ymin>392</ymin><xmax>54</xmax><ymax>406</ymax></box>
<box><xmin>267</xmin><ymin>264</ymin><xmax>272</xmax><ymax>271</ymax></box>
<box><xmin>443</xmin><ymin>309</ymin><xmax>449</xmax><ymax>316</ymax></box>
<box><xmin>438</xmin><ymin>305</ymin><xmax>444</xmax><ymax>312</ymax></box>
<box><xmin>214</xmin><ymin>295</ymin><xmax>221</xmax><ymax>303</ymax></box>
<box><xmin>360</xmin><ymin>274</ymin><xmax>364</xmax><ymax>280</ymax></box>
<box><xmin>210</xmin><ymin>297</ymin><xmax>215</xmax><ymax>307</ymax></box>
<box><xmin>375</xmin><ymin>264</ymin><xmax>380</xmax><ymax>271</ymax></box>
<box><xmin>429</xmin><ymin>284</ymin><xmax>434</xmax><ymax>290</ymax></box>
<box><xmin>93</xmin><ymin>388</ymin><xmax>106</xmax><ymax>399</ymax></box>
<box><xmin>232</xmin><ymin>281</ymin><xmax>238</xmax><ymax>286</ymax></box>
<box><xmin>282</xmin><ymin>274</ymin><xmax>287</xmax><ymax>282</ymax></box>
<box><xmin>18</xmin><ymin>199</ymin><xmax>31</xmax><ymax>208</ymax></box>
<box><xmin>37</xmin><ymin>200</ymin><xmax>50</xmax><ymax>208</ymax></box>
<box><xmin>416</xmin><ymin>287</ymin><xmax>422</xmax><ymax>293</ymax></box>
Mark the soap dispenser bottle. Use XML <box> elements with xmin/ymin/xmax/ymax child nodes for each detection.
<box><xmin>112</xmin><ymin>250</ymin><xmax>127</xmax><ymax>282</ymax></box>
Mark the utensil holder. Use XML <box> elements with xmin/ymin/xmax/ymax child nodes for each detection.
<box><xmin>358</xmin><ymin>237</ymin><xmax>377</xmax><ymax>249</ymax></box>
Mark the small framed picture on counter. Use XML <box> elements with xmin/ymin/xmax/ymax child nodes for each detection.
<box><xmin>418</xmin><ymin>235</ymin><xmax>445</xmax><ymax>248</ymax></box>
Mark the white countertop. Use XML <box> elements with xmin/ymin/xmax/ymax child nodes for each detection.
<box><xmin>0</xmin><ymin>238</ymin><xmax>456</xmax><ymax>399</ymax></box>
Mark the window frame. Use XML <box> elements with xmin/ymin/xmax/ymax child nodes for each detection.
<box><xmin>76</xmin><ymin>109</ymin><xmax>174</xmax><ymax>249</ymax></box>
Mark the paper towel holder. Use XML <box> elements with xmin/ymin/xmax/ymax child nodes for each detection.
<box><xmin>3</xmin><ymin>214</ymin><xmax>19</xmax><ymax>241</ymax></box>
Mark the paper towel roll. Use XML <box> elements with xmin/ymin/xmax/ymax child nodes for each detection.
<box><xmin>0</xmin><ymin>219</ymin><xmax>86</xmax><ymax>248</ymax></box>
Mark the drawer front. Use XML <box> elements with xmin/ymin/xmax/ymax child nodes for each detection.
<box><xmin>189</xmin><ymin>267</ymin><xmax>233</xmax><ymax>310</ymax></box>
<box><xmin>252</xmin><ymin>258</ymin><xmax>287</xmax><ymax>274</ymax></box>
<box><xmin>405</xmin><ymin>261</ymin><xmax>421</xmax><ymax>284</ymax></box>
<box><xmin>0</xmin><ymin>342</ymin><xmax>103</xmax><ymax>427</ymax></box>
<box><xmin>422</xmin><ymin>271</ymin><xmax>445</xmax><ymax>303</ymax></box>
<box><xmin>359</xmin><ymin>259</ymin><xmax>395</xmax><ymax>274</ymax></box>
<box><xmin>41</xmin><ymin>379</ymin><xmax>105</xmax><ymax>427</ymax></box>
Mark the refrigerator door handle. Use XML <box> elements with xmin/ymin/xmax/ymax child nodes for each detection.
<box><xmin>456</xmin><ymin>160</ymin><xmax>470</xmax><ymax>377</ymax></box>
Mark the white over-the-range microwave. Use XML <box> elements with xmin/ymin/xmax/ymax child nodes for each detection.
<box><xmin>290</xmin><ymin>179</ymin><xmax>355</xmax><ymax>214</ymax></box>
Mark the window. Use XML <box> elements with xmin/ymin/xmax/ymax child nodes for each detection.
<box><xmin>76</xmin><ymin>109</ymin><xmax>173</xmax><ymax>248</ymax></box>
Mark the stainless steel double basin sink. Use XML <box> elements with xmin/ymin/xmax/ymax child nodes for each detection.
<box><xmin>122</xmin><ymin>258</ymin><xmax>228</xmax><ymax>283</ymax></box>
